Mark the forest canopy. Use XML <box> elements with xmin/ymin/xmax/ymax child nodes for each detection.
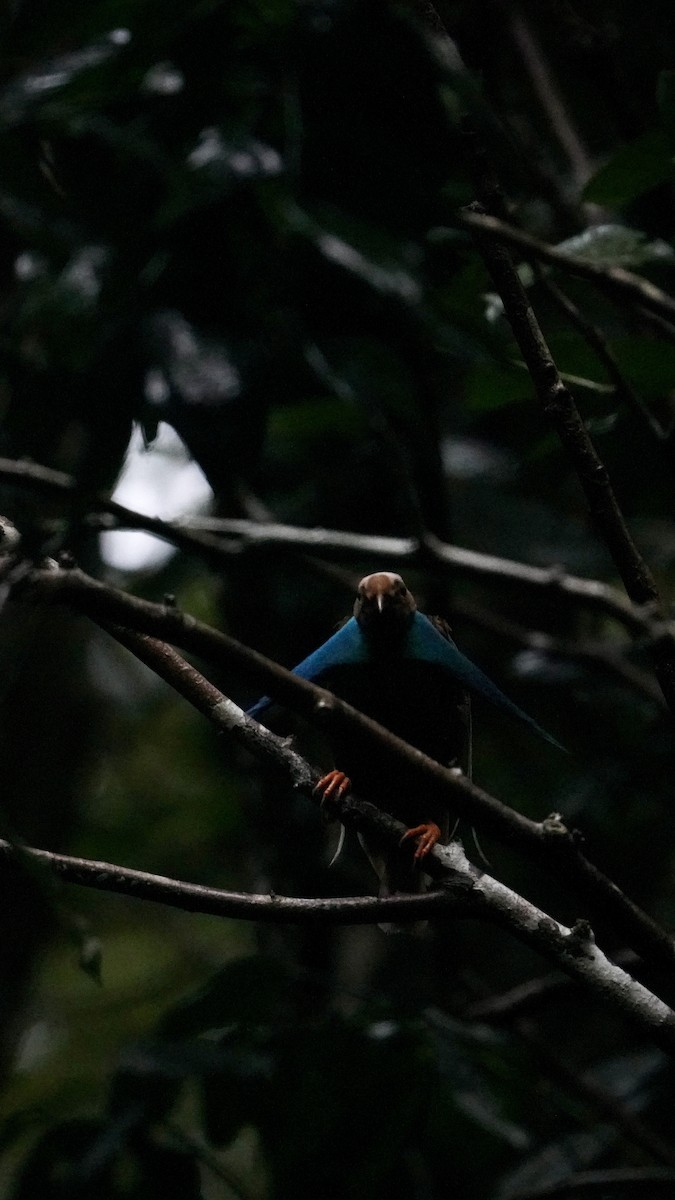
<box><xmin>1</xmin><ymin>1</ymin><xmax>675</xmax><ymax>1198</ymax></box>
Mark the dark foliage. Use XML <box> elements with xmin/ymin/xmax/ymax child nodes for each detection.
<box><xmin>1</xmin><ymin>1</ymin><xmax>675</xmax><ymax>1198</ymax></box>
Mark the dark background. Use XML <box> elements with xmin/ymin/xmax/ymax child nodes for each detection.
<box><xmin>0</xmin><ymin>1</ymin><xmax>675</xmax><ymax>1196</ymax></box>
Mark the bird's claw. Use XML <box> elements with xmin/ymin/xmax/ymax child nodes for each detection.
<box><xmin>314</xmin><ymin>770</ymin><xmax>351</xmax><ymax>806</ymax></box>
<box><xmin>400</xmin><ymin>822</ymin><xmax>442</xmax><ymax>861</ymax></box>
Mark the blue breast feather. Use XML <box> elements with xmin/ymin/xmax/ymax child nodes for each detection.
<box><xmin>247</xmin><ymin>613</ymin><xmax>563</xmax><ymax>751</ymax></box>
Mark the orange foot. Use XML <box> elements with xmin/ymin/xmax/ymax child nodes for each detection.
<box><xmin>313</xmin><ymin>770</ymin><xmax>352</xmax><ymax>804</ymax></box>
<box><xmin>400</xmin><ymin>822</ymin><xmax>442</xmax><ymax>862</ymax></box>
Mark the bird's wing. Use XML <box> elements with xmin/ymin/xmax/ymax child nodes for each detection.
<box><xmin>410</xmin><ymin>613</ymin><xmax>564</xmax><ymax>751</ymax></box>
<box><xmin>429</xmin><ymin>615</ymin><xmax>472</xmax><ymax>778</ymax></box>
<box><xmin>247</xmin><ymin>617</ymin><xmax>366</xmax><ymax>719</ymax></box>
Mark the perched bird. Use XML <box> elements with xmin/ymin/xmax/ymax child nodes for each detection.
<box><xmin>249</xmin><ymin>572</ymin><xmax>561</xmax><ymax>905</ymax></box>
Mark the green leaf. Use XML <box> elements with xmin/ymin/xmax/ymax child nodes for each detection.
<box><xmin>160</xmin><ymin>957</ymin><xmax>293</xmax><ymax>1039</ymax></box>
<box><xmin>200</xmin><ymin>1036</ymin><xmax>272</xmax><ymax>1146</ymax></box>
<box><xmin>464</xmin><ymin>362</ymin><xmax>531</xmax><ymax>412</ymax></box>
<box><xmin>0</xmin><ymin>29</ymin><xmax>132</xmax><ymax>126</ymax></box>
<box><xmin>78</xmin><ymin>934</ymin><xmax>103</xmax><ymax>986</ymax></box>
<box><xmin>611</xmin><ymin>335</ymin><xmax>675</xmax><ymax>393</ymax></box>
<box><xmin>582</xmin><ymin>129</ymin><xmax>675</xmax><ymax>207</ymax></box>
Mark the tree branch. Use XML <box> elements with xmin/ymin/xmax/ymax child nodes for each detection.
<box><xmin>0</xmin><ymin>837</ymin><xmax>466</xmax><ymax>925</ymax></box>
<box><xmin>507</xmin><ymin>5</ymin><xmax>593</xmax><ymax>190</ymax></box>
<box><xmin>452</xmin><ymin>597</ymin><xmax>666</xmax><ymax>709</ymax></box>
<box><xmin>458</xmin><ymin>208</ymin><xmax>675</xmax><ymax>328</ymax></box>
<box><xmin>538</xmin><ymin>272</ymin><xmax>674</xmax><ymax>443</ymax></box>
<box><xmin>16</xmin><ymin>561</ymin><xmax>675</xmax><ymax>976</ymax></box>
<box><xmin>180</xmin><ymin>518</ymin><xmax>657</xmax><ymax>634</ymax></box>
<box><xmin>9</xmin><ymin>617</ymin><xmax>675</xmax><ymax>1056</ymax></box>
<box><xmin>464</xmin><ymin>200</ymin><xmax>675</xmax><ymax>713</ymax></box>
<box><xmin>0</xmin><ymin>455</ymin><xmax>236</xmax><ymax>569</ymax></box>
<box><xmin>0</xmin><ymin>455</ymin><xmax>667</xmax><ymax>641</ymax></box>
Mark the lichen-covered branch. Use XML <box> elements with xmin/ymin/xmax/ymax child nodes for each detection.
<box><xmin>17</xmin><ymin>561</ymin><xmax>675</xmax><ymax>975</ymax></box>
<box><xmin>6</xmin><ymin>617</ymin><xmax>675</xmax><ymax>1056</ymax></box>
<box><xmin>0</xmin><ymin>837</ymin><xmax>465</xmax><ymax>925</ymax></box>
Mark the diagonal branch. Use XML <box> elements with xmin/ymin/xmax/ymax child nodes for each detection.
<box><xmin>14</xmin><ymin>616</ymin><xmax>675</xmax><ymax>1057</ymax></box>
<box><xmin>537</xmin><ymin>272</ymin><xmax>674</xmax><ymax>443</ymax></box>
<box><xmin>465</xmin><ymin>200</ymin><xmax>675</xmax><ymax>714</ymax></box>
<box><xmin>17</xmin><ymin>561</ymin><xmax>675</xmax><ymax>975</ymax></box>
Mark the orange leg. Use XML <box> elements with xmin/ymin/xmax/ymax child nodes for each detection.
<box><xmin>313</xmin><ymin>769</ymin><xmax>352</xmax><ymax>803</ymax></box>
<box><xmin>400</xmin><ymin>822</ymin><xmax>442</xmax><ymax>861</ymax></box>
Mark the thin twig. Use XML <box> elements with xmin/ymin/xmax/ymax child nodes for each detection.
<box><xmin>508</xmin><ymin>5</ymin><xmax>593</xmax><ymax>189</ymax></box>
<box><xmin>458</xmin><ymin>208</ymin><xmax>675</xmax><ymax>328</ymax></box>
<box><xmin>0</xmin><ymin>455</ymin><xmax>236</xmax><ymax>568</ymax></box>
<box><xmin>0</xmin><ymin>837</ymin><xmax>464</xmax><ymax>924</ymax></box>
<box><xmin>539</xmin><ymin>272</ymin><xmax>673</xmax><ymax>442</ymax></box>
<box><xmin>516</xmin><ymin>1018</ymin><xmax>675</xmax><ymax>1167</ymax></box>
<box><xmin>452</xmin><ymin>598</ymin><xmax>666</xmax><ymax>709</ymax></box>
<box><xmin>133</xmin><ymin>518</ymin><xmax>673</xmax><ymax>640</ymax></box>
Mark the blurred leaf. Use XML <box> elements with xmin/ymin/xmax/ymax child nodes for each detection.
<box><xmin>77</xmin><ymin>934</ymin><xmax>103</xmax><ymax>986</ymax></box>
<box><xmin>260</xmin><ymin>1015</ymin><xmax>435</xmax><ymax>1199</ymax></box>
<box><xmin>590</xmin><ymin>1048</ymin><xmax>666</xmax><ymax>1104</ymax></box>
<box><xmin>158</xmin><ymin>130</ymin><xmax>284</xmax><ymax>224</ymax></box>
<box><xmin>287</xmin><ymin>203</ymin><xmax>424</xmax><ymax>307</ymax></box>
<box><xmin>464</xmin><ymin>362</ymin><xmax>533</xmax><ymax>412</ymax></box>
<box><xmin>429</xmin><ymin>1019</ymin><xmax>531</xmax><ymax>1150</ymax></box>
<box><xmin>124</xmin><ymin>1138</ymin><xmax>201</xmax><ymax>1200</ymax></box>
<box><xmin>108</xmin><ymin>1041</ymin><xmax>189</xmax><ymax>1126</ymax></box>
<box><xmin>611</xmin><ymin>335</ymin><xmax>675</xmax><ymax>394</ymax></box>
<box><xmin>159</xmin><ymin>957</ymin><xmax>294</xmax><ymax>1040</ymax></box>
<box><xmin>496</xmin><ymin>1125</ymin><xmax>617</xmax><ymax>1200</ymax></box>
<box><xmin>556</xmin><ymin>224</ymin><xmax>674</xmax><ymax>268</ymax></box>
<box><xmin>200</xmin><ymin>1036</ymin><xmax>273</xmax><ymax>1146</ymax></box>
<box><xmin>582</xmin><ymin>130</ymin><xmax>675</xmax><ymax>207</ymax></box>
<box><xmin>0</xmin><ymin>29</ymin><xmax>132</xmax><ymax>126</ymax></box>
<box><xmin>12</xmin><ymin>1118</ymin><xmax>114</xmax><ymax>1199</ymax></box>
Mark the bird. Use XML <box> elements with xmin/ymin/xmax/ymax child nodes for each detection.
<box><xmin>249</xmin><ymin>571</ymin><xmax>562</xmax><ymax>907</ymax></box>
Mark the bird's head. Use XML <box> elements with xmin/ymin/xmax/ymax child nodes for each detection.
<box><xmin>353</xmin><ymin>572</ymin><xmax>416</xmax><ymax>633</ymax></box>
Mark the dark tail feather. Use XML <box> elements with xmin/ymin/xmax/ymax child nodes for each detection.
<box><xmin>358</xmin><ymin>833</ymin><xmax>427</xmax><ymax>935</ymax></box>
